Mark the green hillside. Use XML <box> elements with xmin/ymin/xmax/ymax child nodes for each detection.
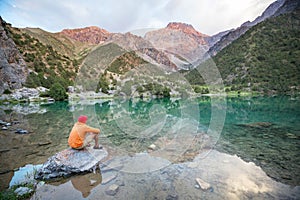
<box><xmin>5</xmin><ymin>25</ymin><xmax>80</xmax><ymax>89</ymax></box>
<box><xmin>75</xmin><ymin>43</ymin><xmax>126</xmax><ymax>91</ymax></box>
<box><xmin>22</xmin><ymin>28</ymin><xmax>94</xmax><ymax>60</ymax></box>
<box><xmin>75</xmin><ymin>42</ymin><xmax>193</xmax><ymax>97</ymax></box>
<box><xmin>186</xmin><ymin>9</ymin><xmax>300</xmax><ymax>95</ymax></box>
<box><xmin>107</xmin><ymin>51</ymin><xmax>148</xmax><ymax>75</ymax></box>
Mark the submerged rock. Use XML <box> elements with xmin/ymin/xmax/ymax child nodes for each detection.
<box><xmin>236</xmin><ymin>122</ymin><xmax>273</xmax><ymax>128</ymax></box>
<box><xmin>105</xmin><ymin>184</ymin><xmax>119</xmax><ymax>196</ymax></box>
<box><xmin>148</xmin><ymin>144</ymin><xmax>156</xmax><ymax>151</ymax></box>
<box><xmin>195</xmin><ymin>177</ymin><xmax>211</xmax><ymax>190</ymax></box>
<box><xmin>14</xmin><ymin>187</ymin><xmax>33</xmax><ymax>196</ymax></box>
<box><xmin>15</xmin><ymin>129</ymin><xmax>28</xmax><ymax>134</ymax></box>
<box><xmin>35</xmin><ymin>147</ymin><xmax>108</xmax><ymax>180</ymax></box>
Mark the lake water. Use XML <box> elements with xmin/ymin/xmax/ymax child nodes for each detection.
<box><xmin>0</xmin><ymin>96</ymin><xmax>299</xmax><ymax>199</ymax></box>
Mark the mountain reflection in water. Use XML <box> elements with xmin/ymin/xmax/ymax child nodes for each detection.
<box><xmin>0</xmin><ymin>96</ymin><xmax>299</xmax><ymax>199</ymax></box>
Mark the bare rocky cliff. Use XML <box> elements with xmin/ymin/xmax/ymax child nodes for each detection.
<box><xmin>144</xmin><ymin>22</ymin><xmax>209</xmax><ymax>69</ymax></box>
<box><xmin>107</xmin><ymin>32</ymin><xmax>177</xmax><ymax>70</ymax></box>
<box><xmin>0</xmin><ymin>17</ymin><xmax>28</xmax><ymax>94</ymax></box>
<box><xmin>166</xmin><ymin>22</ymin><xmax>209</xmax><ymax>45</ymax></box>
<box><xmin>60</xmin><ymin>26</ymin><xmax>110</xmax><ymax>44</ymax></box>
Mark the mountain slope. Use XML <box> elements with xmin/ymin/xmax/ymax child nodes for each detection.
<box><xmin>107</xmin><ymin>32</ymin><xmax>177</xmax><ymax>70</ymax></box>
<box><xmin>60</xmin><ymin>26</ymin><xmax>110</xmax><ymax>45</ymax></box>
<box><xmin>5</xmin><ymin>24</ymin><xmax>81</xmax><ymax>90</ymax></box>
<box><xmin>76</xmin><ymin>42</ymin><xmax>193</xmax><ymax>97</ymax></box>
<box><xmin>205</xmin><ymin>29</ymin><xmax>233</xmax><ymax>48</ymax></box>
<box><xmin>208</xmin><ymin>0</ymin><xmax>287</xmax><ymax>56</ymax></box>
<box><xmin>106</xmin><ymin>51</ymin><xmax>148</xmax><ymax>75</ymax></box>
<box><xmin>0</xmin><ymin>17</ymin><xmax>28</xmax><ymax>94</ymax></box>
<box><xmin>165</xmin><ymin>22</ymin><xmax>208</xmax><ymax>44</ymax></box>
<box><xmin>186</xmin><ymin>8</ymin><xmax>300</xmax><ymax>94</ymax></box>
<box><xmin>22</xmin><ymin>27</ymin><xmax>94</xmax><ymax>60</ymax></box>
<box><xmin>273</xmin><ymin>0</ymin><xmax>300</xmax><ymax>16</ymax></box>
<box><xmin>144</xmin><ymin>22</ymin><xmax>209</xmax><ymax>70</ymax></box>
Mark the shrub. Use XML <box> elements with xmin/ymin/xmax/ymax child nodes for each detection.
<box><xmin>96</xmin><ymin>75</ymin><xmax>109</xmax><ymax>94</ymax></box>
<box><xmin>39</xmin><ymin>91</ymin><xmax>50</xmax><ymax>97</ymax></box>
<box><xmin>49</xmin><ymin>83</ymin><xmax>68</xmax><ymax>101</ymax></box>
<box><xmin>3</xmin><ymin>89</ymin><xmax>12</xmax><ymax>94</ymax></box>
<box><xmin>24</xmin><ymin>73</ymin><xmax>41</xmax><ymax>88</ymax></box>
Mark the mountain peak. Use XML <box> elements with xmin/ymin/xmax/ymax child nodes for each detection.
<box><xmin>60</xmin><ymin>26</ymin><xmax>110</xmax><ymax>44</ymax></box>
<box><xmin>167</xmin><ymin>22</ymin><xmax>194</xmax><ymax>29</ymax></box>
<box><xmin>166</xmin><ymin>22</ymin><xmax>209</xmax><ymax>38</ymax></box>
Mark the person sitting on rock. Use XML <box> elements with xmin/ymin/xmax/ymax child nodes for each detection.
<box><xmin>68</xmin><ymin>115</ymin><xmax>102</xmax><ymax>150</ymax></box>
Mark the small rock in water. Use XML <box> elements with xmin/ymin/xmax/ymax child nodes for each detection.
<box><xmin>14</xmin><ymin>187</ymin><xmax>33</xmax><ymax>196</ymax></box>
<box><xmin>36</xmin><ymin>181</ymin><xmax>45</xmax><ymax>189</ymax></box>
<box><xmin>20</xmin><ymin>130</ymin><xmax>28</xmax><ymax>134</ymax></box>
<box><xmin>102</xmin><ymin>174</ymin><xmax>118</xmax><ymax>185</ymax></box>
<box><xmin>195</xmin><ymin>178</ymin><xmax>211</xmax><ymax>190</ymax></box>
<box><xmin>286</xmin><ymin>133</ymin><xmax>297</xmax><ymax>139</ymax></box>
<box><xmin>166</xmin><ymin>193</ymin><xmax>178</xmax><ymax>200</ymax></box>
<box><xmin>237</xmin><ymin>122</ymin><xmax>273</xmax><ymax>128</ymax></box>
<box><xmin>38</xmin><ymin>141</ymin><xmax>52</xmax><ymax>146</ymax></box>
<box><xmin>105</xmin><ymin>184</ymin><xmax>119</xmax><ymax>196</ymax></box>
<box><xmin>148</xmin><ymin>144</ymin><xmax>156</xmax><ymax>150</ymax></box>
<box><xmin>15</xmin><ymin>129</ymin><xmax>28</xmax><ymax>134</ymax></box>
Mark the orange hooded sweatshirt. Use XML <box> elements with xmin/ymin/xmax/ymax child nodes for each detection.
<box><xmin>68</xmin><ymin>122</ymin><xmax>100</xmax><ymax>148</ymax></box>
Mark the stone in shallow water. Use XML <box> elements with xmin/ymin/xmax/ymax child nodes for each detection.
<box><xmin>10</xmin><ymin>164</ymin><xmax>42</xmax><ymax>187</ymax></box>
<box><xmin>15</xmin><ymin>129</ymin><xmax>28</xmax><ymax>134</ymax></box>
<box><xmin>148</xmin><ymin>144</ymin><xmax>156</xmax><ymax>150</ymax></box>
<box><xmin>195</xmin><ymin>177</ymin><xmax>211</xmax><ymax>190</ymax></box>
<box><xmin>105</xmin><ymin>184</ymin><xmax>119</xmax><ymax>196</ymax></box>
<box><xmin>236</xmin><ymin>122</ymin><xmax>273</xmax><ymax>128</ymax></box>
<box><xmin>14</xmin><ymin>186</ymin><xmax>33</xmax><ymax>196</ymax></box>
<box><xmin>34</xmin><ymin>147</ymin><xmax>108</xmax><ymax>180</ymax></box>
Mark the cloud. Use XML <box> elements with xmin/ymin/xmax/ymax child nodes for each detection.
<box><xmin>0</xmin><ymin>0</ymin><xmax>276</xmax><ymax>35</ymax></box>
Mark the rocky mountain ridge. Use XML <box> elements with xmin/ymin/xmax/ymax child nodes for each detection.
<box><xmin>0</xmin><ymin>17</ymin><xmax>28</xmax><ymax>94</ymax></box>
<box><xmin>60</xmin><ymin>26</ymin><xmax>110</xmax><ymax>44</ymax></box>
<box><xmin>106</xmin><ymin>32</ymin><xmax>177</xmax><ymax>71</ymax></box>
<box><xmin>21</xmin><ymin>27</ymin><xmax>94</xmax><ymax>59</ymax></box>
<box><xmin>166</xmin><ymin>22</ymin><xmax>209</xmax><ymax>45</ymax></box>
<box><xmin>273</xmin><ymin>0</ymin><xmax>300</xmax><ymax>16</ymax></box>
<box><xmin>144</xmin><ymin>22</ymin><xmax>209</xmax><ymax>70</ymax></box>
<box><xmin>208</xmin><ymin>0</ymin><xmax>297</xmax><ymax>56</ymax></box>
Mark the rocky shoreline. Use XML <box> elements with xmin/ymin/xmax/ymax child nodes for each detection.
<box><xmin>0</xmin><ymin>87</ymin><xmax>54</xmax><ymax>103</ymax></box>
<box><xmin>7</xmin><ymin>150</ymin><xmax>299</xmax><ymax>200</ymax></box>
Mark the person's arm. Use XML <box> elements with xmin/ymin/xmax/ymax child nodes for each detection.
<box><xmin>84</xmin><ymin>124</ymin><xmax>100</xmax><ymax>134</ymax></box>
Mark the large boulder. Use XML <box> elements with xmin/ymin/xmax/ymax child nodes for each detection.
<box><xmin>35</xmin><ymin>147</ymin><xmax>108</xmax><ymax>180</ymax></box>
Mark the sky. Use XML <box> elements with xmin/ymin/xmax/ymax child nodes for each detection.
<box><xmin>0</xmin><ymin>0</ymin><xmax>276</xmax><ymax>36</ymax></box>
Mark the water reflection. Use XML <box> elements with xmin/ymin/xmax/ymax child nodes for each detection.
<box><xmin>33</xmin><ymin>150</ymin><xmax>300</xmax><ymax>200</ymax></box>
<box><xmin>0</xmin><ymin>96</ymin><xmax>299</xmax><ymax>191</ymax></box>
<box><xmin>71</xmin><ymin>171</ymin><xmax>102</xmax><ymax>198</ymax></box>
<box><xmin>31</xmin><ymin>170</ymin><xmax>103</xmax><ymax>200</ymax></box>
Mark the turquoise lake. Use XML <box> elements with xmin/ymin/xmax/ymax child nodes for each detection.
<box><xmin>0</xmin><ymin>96</ymin><xmax>299</xmax><ymax>199</ymax></box>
